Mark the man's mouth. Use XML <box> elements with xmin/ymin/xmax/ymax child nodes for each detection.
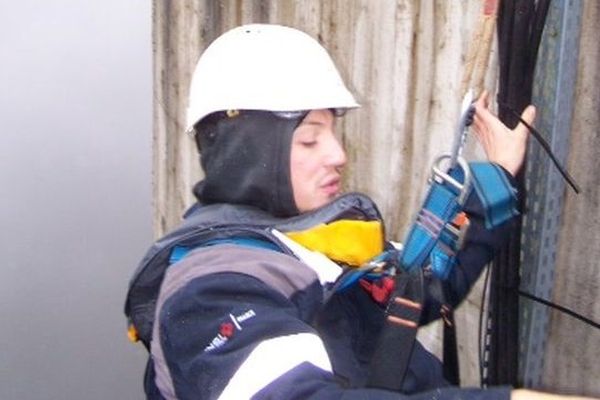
<box><xmin>321</xmin><ymin>177</ymin><xmax>341</xmax><ymax>196</ymax></box>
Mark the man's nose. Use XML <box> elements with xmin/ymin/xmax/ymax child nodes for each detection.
<box><xmin>325</xmin><ymin>133</ymin><xmax>347</xmax><ymax>168</ymax></box>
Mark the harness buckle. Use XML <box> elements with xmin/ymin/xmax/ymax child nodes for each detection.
<box><xmin>430</xmin><ymin>154</ymin><xmax>472</xmax><ymax>205</ymax></box>
<box><xmin>444</xmin><ymin>212</ymin><xmax>470</xmax><ymax>250</ymax></box>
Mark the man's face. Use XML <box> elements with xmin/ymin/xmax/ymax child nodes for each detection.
<box><xmin>290</xmin><ymin>109</ymin><xmax>347</xmax><ymax>212</ymax></box>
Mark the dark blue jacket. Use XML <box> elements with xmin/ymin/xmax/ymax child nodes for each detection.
<box><xmin>127</xmin><ymin>192</ymin><xmax>514</xmax><ymax>400</ymax></box>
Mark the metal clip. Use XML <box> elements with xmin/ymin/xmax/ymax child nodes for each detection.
<box><xmin>449</xmin><ymin>90</ymin><xmax>475</xmax><ymax>168</ymax></box>
<box><xmin>430</xmin><ymin>154</ymin><xmax>471</xmax><ymax>205</ymax></box>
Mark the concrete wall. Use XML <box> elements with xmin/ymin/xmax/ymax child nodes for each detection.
<box><xmin>0</xmin><ymin>1</ymin><xmax>151</xmax><ymax>398</ymax></box>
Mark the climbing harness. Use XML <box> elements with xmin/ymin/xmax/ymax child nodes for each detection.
<box><xmin>327</xmin><ymin>91</ymin><xmax>521</xmax><ymax>390</ymax></box>
<box><xmin>397</xmin><ymin>91</ymin><xmax>518</xmax><ymax>278</ymax></box>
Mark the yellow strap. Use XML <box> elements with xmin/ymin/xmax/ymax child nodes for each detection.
<box><xmin>127</xmin><ymin>324</ymin><xmax>139</xmax><ymax>343</ymax></box>
<box><xmin>285</xmin><ymin>219</ymin><xmax>384</xmax><ymax>267</ymax></box>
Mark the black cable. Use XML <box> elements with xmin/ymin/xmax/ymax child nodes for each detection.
<box><xmin>518</xmin><ymin>289</ymin><xmax>600</xmax><ymax>330</ymax></box>
<box><xmin>478</xmin><ymin>263</ymin><xmax>493</xmax><ymax>387</ymax></box>
<box><xmin>497</xmin><ymin>100</ymin><xmax>581</xmax><ymax>194</ymax></box>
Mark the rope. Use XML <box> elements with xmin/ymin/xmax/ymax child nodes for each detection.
<box><xmin>461</xmin><ymin>0</ymin><xmax>500</xmax><ymax>96</ymax></box>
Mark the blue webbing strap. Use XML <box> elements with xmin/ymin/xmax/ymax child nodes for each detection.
<box><xmin>470</xmin><ymin>162</ymin><xmax>519</xmax><ymax>229</ymax></box>
<box><xmin>169</xmin><ymin>237</ymin><xmax>281</xmax><ymax>265</ymax></box>
<box><xmin>331</xmin><ymin>251</ymin><xmax>392</xmax><ymax>293</ymax></box>
<box><xmin>400</xmin><ymin>181</ymin><xmax>463</xmax><ymax>274</ymax></box>
<box><xmin>400</xmin><ymin>161</ymin><xmax>517</xmax><ymax>280</ymax></box>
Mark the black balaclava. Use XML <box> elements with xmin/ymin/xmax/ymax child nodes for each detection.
<box><xmin>192</xmin><ymin>110</ymin><xmax>306</xmax><ymax>217</ymax></box>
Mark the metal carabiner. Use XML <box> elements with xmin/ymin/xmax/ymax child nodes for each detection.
<box><xmin>449</xmin><ymin>90</ymin><xmax>475</xmax><ymax>168</ymax></box>
<box><xmin>430</xmin><ymin>153</ymin><xmax>471</xmax><ymax>205</ymax></box>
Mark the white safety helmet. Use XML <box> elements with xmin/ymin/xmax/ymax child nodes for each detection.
<box><xmin>185</xmin><ymin>24</ymin><xmax>359</xmax><ymax>134</ymax></box>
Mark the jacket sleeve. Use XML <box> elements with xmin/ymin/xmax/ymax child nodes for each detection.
<box><xmin>150</xmin><ymin>245</ymin><xmax>510</xmax><ymax>400</ymax></box>
<box><xmin>420</xmin><ymin>166</ymin><xmax>519</xmax><ymax>323</ymax></box>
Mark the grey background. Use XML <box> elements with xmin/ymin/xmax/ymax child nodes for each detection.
<box><xmin>0</xmin><ymin>1</ymin><xmax>151</xmax><ymax>398</ymax></box>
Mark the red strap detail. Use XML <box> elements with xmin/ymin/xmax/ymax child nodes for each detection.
<box><xmin>360</xmin><ymin>277</ymin><xmax>396</xmax><ymax>304</ymax></box>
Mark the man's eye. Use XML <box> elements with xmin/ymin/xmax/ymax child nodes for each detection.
<box><xmin>301</xmin><ymin>141</ymin><xmax>317</xmax><ymax>147</ymax></box>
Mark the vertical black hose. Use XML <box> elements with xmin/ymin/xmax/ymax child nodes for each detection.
<box><xmin>483</xmin><ymin>0</ymin><xmax>551</xmax><ymax>387</ymax></box>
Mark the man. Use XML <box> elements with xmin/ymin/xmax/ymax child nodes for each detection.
<box><xmin>126</xmin><ymin>24</ymin><xmax>586</xmax><ymax>400</ymax></box>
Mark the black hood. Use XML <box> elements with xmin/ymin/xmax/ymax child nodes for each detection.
<box><xmin>193</xmin><ymin>110</ymin><xmax>306</xmax><ymax>217</ymax></box>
